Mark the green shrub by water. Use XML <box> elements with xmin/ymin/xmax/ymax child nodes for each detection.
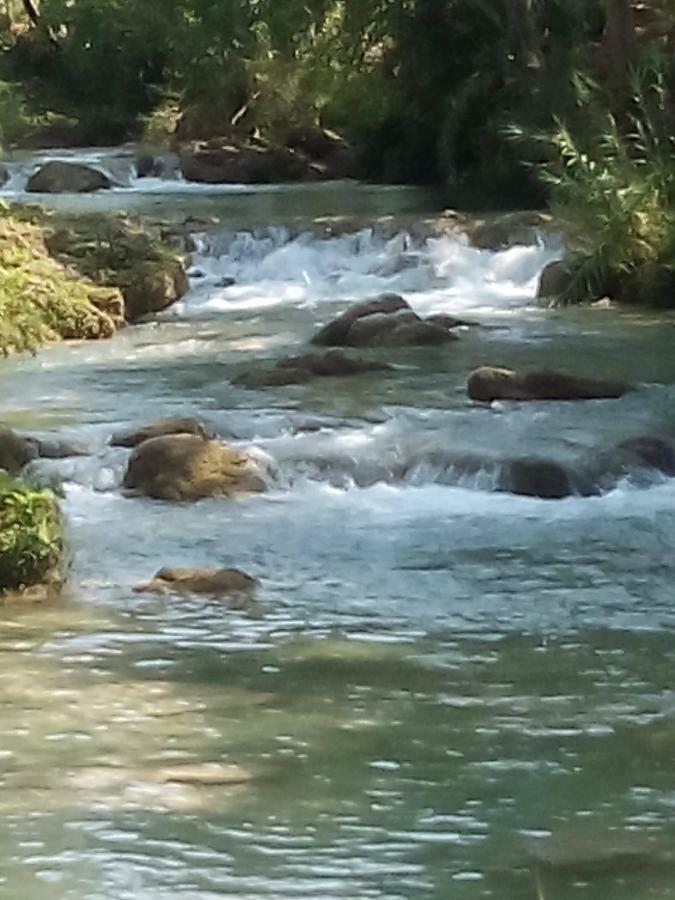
<box><xmin>526</xmin><ymin>62</ymin><xmax>675</xmax><ymax>305</ymax></box>
<box><xmin>0</xmin><ymin>474</ymin><xmax>62</xmax><ymax>592</ymax></box>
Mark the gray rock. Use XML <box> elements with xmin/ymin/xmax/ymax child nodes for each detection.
<box><xmin>26</xmin><ymin>161</ymin><xmax>111</xmax><ymax>193</ymax></box>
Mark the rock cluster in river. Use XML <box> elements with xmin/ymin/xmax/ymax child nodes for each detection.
<box><xmin>312</xmin><ymin>294</ymin><xmax>460</xmax><ymax>347</ymax></box>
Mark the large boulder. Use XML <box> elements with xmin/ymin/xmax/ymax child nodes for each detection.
<box><xmin>26</xmin><ymin>161</ymin><xmax>111</xmax><ymax>194</ymax></box>
<box><xmin>122</xmin><ymin>258</ymin><xmax>189</xmax><ymax>321</ymax></box>
<box><xmin>133</xmin><ymin>566</ymin><xmax>257</xmax><ymax>596</ymax></box>
<box><xmin>112</xmin><ymin>416</ymin><xmax>208</xmax><ymax>448</ymax></box>
<box><xmin>236</xmin><ymin>350</ymin><xmax>390</xmax><ymax>388</ymax></box>
<box><xmin>468</xmin><ymin>366</ymin><xmax>629</xmax><ymax>403</ymax></box>
<box><xmin>311</xmin><ymin>295</ymin><xmax>458</xmax><ymax>348</ymax></box>
<box><xmin>180</xmin><ymin>141</ymin><xmax>312</xmax><ymax>184</ymax></box>
<box><xmin>123</xmin><ymin>434</ymin><xmax>266</xmax><ymax>502</ymax></box>
<box><xmin>0</xmin><ymin>425</ymin><xmax>34</xmax><ymax>475</ymax></box>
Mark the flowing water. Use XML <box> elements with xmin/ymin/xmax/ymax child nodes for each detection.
<box><xmin>2</xmin><ymin>149</ymin><xmax>675</xmax><ymax>900</ymax></box>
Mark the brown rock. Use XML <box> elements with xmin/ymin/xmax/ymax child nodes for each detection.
<box><xmin>134</xmin><ymin>566</ymin><xmax>257</xmax><ymax>596</ymax></box>
<box><xmin>382</xmin><ymin>320</ymin><xmax>459</xmax><ymax>346</ymax></box>
<box><xmin>112</xmin><ymin>416</ymin><xmax>209</xmax><ymax>448</ymax></box>
<box><xmin>123</xmin><ymin>260</ymin><xmax>189</xmax><ymax>321</ymax></box>
<box><xmin>180</xmin><ymin>141</ymin><xmax>310</xmax><ymax>184</ymax></box>
<box><xmin>467</xmin><ymin>366</ymin><xmax>629</xmax><ymax>403</ymax></box>
<box><xmin>311</xmin><ymin>294</ymin><xmax>410</xmax><ymax>346</ymax></box>
<box><xmin>311</xmin><ymin>295</ymin><xmax>457</xmax><ymax>348</ymax></box>
<box><xmin>123</xmin><ymin>434</ymin><xmax>266</xmax><ymax>501</ymax></box>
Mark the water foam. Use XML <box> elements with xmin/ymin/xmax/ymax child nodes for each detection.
<box><xmin>172</xmin><ymin>226</ymin><xmax>562</xmax><ymax>320</ymax></box>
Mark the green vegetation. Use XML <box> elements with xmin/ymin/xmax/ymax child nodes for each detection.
<box><xmin>0</xmin><ymin>473</ymin><xmax>62</xmax><ymax>593</ymax></box>
<box><xmin>0</xmin><ymin>1</ymin><xmax>617</xmax><ymax>192</ymax></box>
<box><xmin>1</xmin><ymin>2</ymin><xmax>675</xmax><ymax>303</ymax></box>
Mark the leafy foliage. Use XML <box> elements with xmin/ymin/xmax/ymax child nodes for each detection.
<box><xmin>526</xmin><ymin>60</ymin><xmax>675</xmax><ymax>303</ymax></box>
<box><xmin>0</xmin><ymin>473</ymin><xmax>62</xmax><ymax>592</ymax></box>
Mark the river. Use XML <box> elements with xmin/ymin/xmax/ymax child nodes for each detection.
<box><xmin>1</xmin><ymin>148</ymin><xmax>675</xmax><ymax>900</ymax></box>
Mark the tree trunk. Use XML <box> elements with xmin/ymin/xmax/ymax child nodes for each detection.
<box><xmin>603</xmin><ymin>0</ymin><xmax>636</xmax><ymax>101</ymax></box>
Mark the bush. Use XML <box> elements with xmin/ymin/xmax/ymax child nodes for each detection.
<box><xmin>524</xmin><ymin>62</ymin><xmax>675</xmax><ymax>304</ymax></box>
<box><xmin>0</xmin><ymin>474</ymin><xmax>63</xmax><ymax>592</ymax></box>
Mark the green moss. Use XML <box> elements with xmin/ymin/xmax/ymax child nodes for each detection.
<box><xmin>0</xmin><ymin>474</ymin><xmax>63</xmax><ymax>593</ymax></box>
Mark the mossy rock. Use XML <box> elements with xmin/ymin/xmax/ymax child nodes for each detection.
<box><xmin>41</xmin><ymin>213</ymin><xmax>189</xmax><ymax>321</ymax></box>
<box><xmin>123</xmin><ymin>434</ymin><xmax>267</xmax><ymax>502</ymax></box>
<box><xmin>0</xmin><ymin>212</ymin><xmax>118</xmax><ymax>354</ymax></box>
<box><xmin>0</xmin><ymin>475</ymin><xmax>63</xmax><ymax>593</ymax></box>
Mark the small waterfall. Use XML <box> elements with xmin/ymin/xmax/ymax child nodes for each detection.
<box><xmin>175</xmin><ymin>225</ymin><xmax>563</xmax><ymax>319</ymax></box>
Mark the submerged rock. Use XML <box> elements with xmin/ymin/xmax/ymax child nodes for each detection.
<box><xmin>467</xmin><ymin>366</ymin><xmax>629</xmax><ymax>403</ymax></box>
<box><xmin>123</xmin><ymin>434</ymin><xmax>266</xmax><ymax>501</ymax></box>
<box><xmin>112</xmin><ymin>416</ymin><xmax>209</xmax><ymax>448</ymax></box>
<box><xmin>311</xmin><ymin>294</ymin><xmax>459</xmax><ymax>348</ymax></box>
<box><xmin>26</xmin><ymin>161</ymin><xmax>111</xmax><ymax>193</ymax></box>
<box><xmin>29</xmin><ymin>437</ymin><xmax>90</xmax><ymax>459</ymax></box>
<box><xmin>0</xmin><ymin>425</ymin><xmax>34</xmax><ymax>475</ymax></box>
<box><xmin>527</xmin><ymin>829</ymin><xmax>673</xmax><ymax>876</ymax></box>
<box><xmin>134</xmin><ymin>566</ymin><xmax>257</xmax><ymax>596</ymax></box>
<box><xmin>236</xmin><ymin>349</ymin><xmax>391</xmax><ymax>388</ymax></box>
<box><xmin>496</xmin><ymin>457</ymin><xmax>574</xmax><ymax>500</ymax></box>
<box><xmin>71</xmin><ymin>762</ymin><xmax>253</xmax><ymax>789</ymax></box>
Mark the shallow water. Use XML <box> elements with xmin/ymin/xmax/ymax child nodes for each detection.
<box><xmin>2</xmin><ymin>152</ymin><xmax>675</xmax><ymax>899</ymax></box>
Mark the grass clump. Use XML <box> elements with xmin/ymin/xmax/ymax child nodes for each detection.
<box><xmin>526</xmin><ymin>65</ymin><xmax>675</xmax><ymax>306</ymax></box>
<box><xmin>0</xmin><ymin>474</ymin><xmax>62</xmax><ymax>593</ymax></box>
